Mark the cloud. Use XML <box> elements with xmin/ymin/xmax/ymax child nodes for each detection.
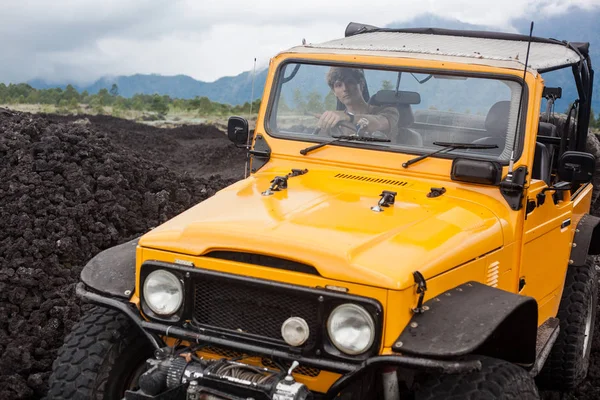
<box><xmin>0</xmin><ymin>0</ymin><xmax>598</xmax><ymax>85</ymax></box>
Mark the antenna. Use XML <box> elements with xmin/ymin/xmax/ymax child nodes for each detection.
<box><xmin>249</xmin><ymin>57</ymin><xmax>257</xmax><ymax>115</ymax></box>
<box><xmin>245</xmin><ymin>57</ymin><xmax>257</xmax><ymax>178</ymax></box>
<box><xmin>506</xmin><ymin>21</ymin><xmax>534</xmax><ymax>182</ymax></box>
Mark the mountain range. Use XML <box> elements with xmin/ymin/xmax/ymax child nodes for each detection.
<box><xmin>27</xmin><ymin>70</ymin><xmax>270</xmax><ymax>106</ymax></box>
<box><xmin>27</xmin><ymin>9</ymin><xmax>599</xmax><ymax>111</ymax></box>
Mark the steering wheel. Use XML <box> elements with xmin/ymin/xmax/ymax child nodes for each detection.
<box><xmin>312</xmin><ymin>120</ymin><xmax>357</xmax><ymax>136</ymax></box>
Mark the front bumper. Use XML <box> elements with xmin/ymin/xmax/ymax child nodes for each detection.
<box><xmin>77</xmin><ymin>283</ymin><xmax>481</xmax><ymax>399</ymax></box>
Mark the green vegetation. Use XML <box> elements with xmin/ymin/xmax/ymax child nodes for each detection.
<box><xmin>591</xmin><ymin>108</ymin><xmax>600</xmax><ymax>131</ymax></box>
<box><xmin>1</xmin><ymin>82</ymin><xmax>598</xmax><ymax>131</ymax></box>
<box><xmin>0</xmin><ymin>83</ymin><xmax>261</xmax><ymax>119</ymax></box>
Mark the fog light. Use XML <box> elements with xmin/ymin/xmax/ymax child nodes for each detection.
<box><xmin>281</xmin><ymin>317</ymin><xmax>310</xmax><ymax>346</ymax></box>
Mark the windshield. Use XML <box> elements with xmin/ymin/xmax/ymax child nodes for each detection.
<box><xmin>267</xmin><ymin>62</ymin><xmax>524</xmax><ymax>161</ymax></box>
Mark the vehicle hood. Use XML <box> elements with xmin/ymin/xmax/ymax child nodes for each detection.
<box><xmin>139</xmin><ymin>170</ymin><xmax>502</xmax><ymax>290</ymax></box>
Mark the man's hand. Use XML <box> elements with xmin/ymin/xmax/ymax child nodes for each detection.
<box><xmin>317</xmin><ymin>111</ymin><xmax>350</xmax><ymax>131</ymax></box>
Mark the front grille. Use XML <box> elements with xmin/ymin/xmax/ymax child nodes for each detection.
<box><xmin>204</xmin><ymin>346</ymin><xmax>242</xmax><ymax>359</ymax></box>
<box><xmin>143</xmin><ymin>261</ymin><xmax>383</xmax><ymax>365</ymax></box>
<box><xmin>261</xmin><ymin>358</ymin><xmax>321</xmax><ymax>377</ymax></box>
<box><xmin>193</xmin><ymin>276</ymin><xmax>319</xmax><ymax>346</ymax></box>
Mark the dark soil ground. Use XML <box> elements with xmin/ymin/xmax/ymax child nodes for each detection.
<box><xmin>0</xmin><ymin>108</ymin><xmax>599</xmax><ymax>399</ymax></box>
<box><xmin>38</xmin><ymin>114</ymin><xmax>247</xmax><ymax>181</ymax></box>
<box><xmin>0</xmin><ymin>109</ymin><xmax>245</xmax><ymax>399</ymax></box>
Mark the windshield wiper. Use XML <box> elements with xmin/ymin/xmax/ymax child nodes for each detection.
<box><xmin>300</xmin><ymin>135</ymin><xmax>390</xmax><ymax>155</ymax></box>
<box><xmin>402</xmin><ymin>141</ymin><xmax>498</xmax><ymax>168</ymax></box>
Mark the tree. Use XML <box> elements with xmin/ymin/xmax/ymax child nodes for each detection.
<box><xmin>305</xmin><ymin>91</ymin><xmax>324</xmax><ymax>113</ymax></box>
<box><xmin>293</xmin><ymin>88</ymin><xmax>307</xmax><ymax>112</ymax></box>
<box><xmin>79</xmin><ymin>90</ymin><xmax>91</xmax><ymax>104</ymax></box>
<box><xmin>188</xmin><ymin>97</ymin><xmax>201</xmax><ymax>110</ymax></box>
<box><xmin>90</xmin><ymin>96</ymin><xmax>105</xmax><ymax>114</ymax></box>
<box><xmin>26</xmin><ymin>91</ymin><xmax>40</xmax><ymax>104</ymax></box>
<box><xmin>251</xmin><ymin>98</ymin><xmax>261</xmax><ymax>114</ymax></box>
<box><xmin>277</xmin><ymin>95</ymin><xmax>290</xmax><ymax>113</ymax></box>
<box><xmin>150</xmin><ymin>94</ymin><xmax>169</xmax><ymax>115</ymax></box>
<box><xmin>172</xmin><ymin>99</ymin><xmax>185</xmax><ymax>110</ymax></box>
<box><xmin>63</xmin><ymin>84</ymin><xmax>79</xmax><ymax>102</ymax></box>
<box><xmin>197</xmin><ymin>97</ymin><xmax>212</xmax><ymax>113</ymax></box>
<box><xmin>113</xmin><ymin>97</ymin><xmax>127</xmax><ymax>111</ymax></box>
<box><xmin>110</xmin><ymin>84</ymin><xmax>119</xmax><ymax>97</ymax></box>
<box><xmin>132</xmin><ymin>95</ymin><xmax>145</xmax><ymax>111</ymax></box>
<box><xmin>50</xmin><ymin>88</ymin><xmax>63</xmax><ymax>105</ymax></box>
<box><xmin>239</xmin><ymin>102</ymin><xmax>250</xmax><ymax>114</ymax></box>
<box><xmin>0</xmin><ymin>83</ymin><xmax>6</xmax><ymax>103</ymax></box>
<box><xmin>68</xmin><ymin>98</ymin><xmax>79</xmax><ymax>110</ymax></box>
<box><xmin>380</xmin><ymin>80</ymin><xmax>393</xmax><ymax>90</ymax></box>
<box><xmin>324</xmin><ymin>91</ymin><xmax>337</xmax><ymax>110</ymax></box>
<box><xmin>97</xmin><ymin>88</ymin><xmax>110</xmax><ymax>106</ymax></box>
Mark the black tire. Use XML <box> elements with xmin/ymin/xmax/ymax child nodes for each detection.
<box><xmin>47</xmin><ymin>306</ymin><xmax>154</xmax><ymax>400</ymax></box>
<box><xmin>536</xmin><ymin>256</ymin><xmax>598</xmax><ymax>391</ymax></box>
<box><xmin>414</xmin><ymin>356</ymin><xmax>539</xmax><ymax>400</ymax></box>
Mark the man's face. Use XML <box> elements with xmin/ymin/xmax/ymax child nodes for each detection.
<box><xmin>332</xmin><ymin>78</ymin><xmax>362</xmax><ymax>106</ymax></box>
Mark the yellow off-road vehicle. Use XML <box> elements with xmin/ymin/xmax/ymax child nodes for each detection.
<box><xmin>48</xmin><ymin>23</ymin><xmax>599</xmax><ymax>399</ymax></box>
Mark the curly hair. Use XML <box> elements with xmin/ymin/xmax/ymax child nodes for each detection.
<box><xmin>326</xmin><ymin>67</ymin><xmax>365</xmax><ymax>88</ymax></box>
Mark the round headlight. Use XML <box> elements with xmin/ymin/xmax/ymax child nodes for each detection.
<box><xmin>281</xmin><ymin>317</ymin><xmax>310</xmax><ymax>346</ymax></box>
<box><xmin>143</xmin><ymin>270</ymin><xmax>183</xmax><ymax>316</ymax></box>
<box><xmin>327</xmin><ymin>304</ymin><xmax>375</xmax><ymax>355</ymax></box>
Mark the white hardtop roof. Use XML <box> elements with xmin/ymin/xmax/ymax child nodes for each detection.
<box><xmin>285</xmin><ymin>30</ymin><xmax>583</xmax><ymax>73</ymax></box>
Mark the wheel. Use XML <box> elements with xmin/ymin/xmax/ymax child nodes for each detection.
<box><xmin>47</xmin><ymin>306</ymin><xmax>154</xmax><ymax>400</ymax></box>
<box><xmin>536</xmin><ymin>256</ymin><xmax>598</xmax><ymax>391</ymax></box>
<box><xmin>414</xmin><ymin>356</ymin><xmax>539</xmax><ymax>400</ymax></box>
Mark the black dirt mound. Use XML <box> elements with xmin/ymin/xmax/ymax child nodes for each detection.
<box><xmin>39</xmin><ymin>114</ymin><xmax>248</xmax><ymax>181</ymax></box>
<box><xmin>0</xmin><ymin>108</ymin><xmax>241</xmax><ymax>399</ymax></box>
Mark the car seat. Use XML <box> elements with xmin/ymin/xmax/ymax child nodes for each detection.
<box><xmin>368</xmin><ymin>90</ymin><xmax>423</xmax><ymax>146</ymax></box>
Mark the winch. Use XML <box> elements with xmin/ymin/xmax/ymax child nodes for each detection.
<box><xmin>124</xmin><ymin>347</ymin><xmax>312</xmax><ymax>400</ymax></box>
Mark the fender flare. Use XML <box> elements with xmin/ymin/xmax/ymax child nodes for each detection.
<box><xmin>394</xmin><ymin>281</ymin><xmax>538</xmax><ymax>366</ymax></box>
<box><xmin>80</xmin><ymin>237</ymin><xmax>139</xmax><ymax>299</ymax></box>
<box><xmin>570</xmin><ymin>214</ymin><xmax>600</xmax><ymax>266</ymax></box>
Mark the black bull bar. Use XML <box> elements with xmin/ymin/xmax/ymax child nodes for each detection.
<box><xmin>76</xmin><ymin>282</ymin><xmax>481</xmax><ymax>398</ymax></box>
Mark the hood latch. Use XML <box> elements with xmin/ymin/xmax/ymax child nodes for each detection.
<box><xmin>262</xmin><ymin>176</ymin><xmax>288</xmax><ymax>196</ymax></box>
<box><xmin>427</xmin><ymin>187</ymin><xmax>446</xmax><ymax>198</ymax></box>
<box><xmin>371</xmin><ymin>190</ymin><xmax>397</xmax><ymax>212</ymax></box>
<box><xmin>411</xmin><ymin>271</ymin><xmax>428</xmax><ymax>314</ymax></box>
<box><xmin>262</xmin><ymin>169</ymin><xmax>308</xmax><ymax>196</ymax></box>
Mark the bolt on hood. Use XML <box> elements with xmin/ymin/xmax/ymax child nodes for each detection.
<box><xmin>139</xmin><ymin>170</ymin><xmax>502</xmax><ymax>290</ymax></box>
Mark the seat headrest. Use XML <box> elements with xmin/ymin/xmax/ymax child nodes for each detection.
<box><xmin>538</xmin><ymin>121</ymin><xmax>558</xmax><ymax>137</ymax></box>
<box><xmin>397</xmin><ymin>104</ymin><xmax>414</xmax><ymax>127</ymax></box>
<box><xmin>368</xmin><ymin>90</ymin><xmax>417</xmax><ymax>128</ymax></box>
<box><xmin>485</xmin><ymin>101</ymin><xmax>511</xmax><ymax>136</ymax></box>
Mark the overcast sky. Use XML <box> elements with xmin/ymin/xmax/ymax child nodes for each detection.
<box><xmin>1</xmin><ymin>0</ymin><xmax>599</xmax><ymax>85</ymax></box>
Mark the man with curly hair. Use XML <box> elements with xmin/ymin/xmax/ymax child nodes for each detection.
<box><xmin>317</xmin><ymin>67</ymin><xmax>399</xmax><ymax>138</ymax></box>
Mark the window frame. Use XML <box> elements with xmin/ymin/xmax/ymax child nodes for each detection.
<box><xmin>264</xmin><ymin>59</ymin><xmax>529</xmax><ymax>166</ymax></box>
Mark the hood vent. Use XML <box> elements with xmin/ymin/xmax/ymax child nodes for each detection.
<box><xmin>204</xmin><ymin>251</ymin><xmax>320</xmax><ymax>276</ymax></box>
<box><xmin>486</xmin><ymin>261</ymin><xmax>500</xmax><ymax>288</ymax></box>
<box><xmin>335</xmin><ymin>173</ymin><xmax>408</xmax><ymax>186</ymax></box>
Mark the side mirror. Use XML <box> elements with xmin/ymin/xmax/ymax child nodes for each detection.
<box><xmin>227</xmin><ymin>116</ymin><xmax>249</xmax><ymax>146</ymax></box>
<box><xmin>558</xmin><ymin>151</ymin><xmax>596</xmax><ymax>184</ymax></box>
